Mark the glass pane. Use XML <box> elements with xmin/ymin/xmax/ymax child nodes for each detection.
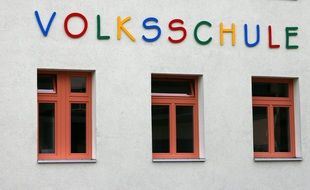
<box><xmin>152</xmin><ymin>80</ymin><xmax>193</xmax><ymax>95</ymax></box>
<box><xmin>253</xmin><ymin>107</ymin><xmax>268</xmax><ymax>152</ymax></box>
<box><xmin>274</xmin><ymin>107</ymin><xmax>290</xmax><ymax>152</ymax></box>
<box><xmin>71</xmin><ymin>104</ymin><xmax>87</xmax><ymax>153</ymax></box>
<box><xmin>71</xmin><ymin>77</ymin><xmax>86</xmax><ymax>93</ymax></box>
<box><xmin>252</xmin><ymin>82</ymin><xmax>288</xmax><ymax>97</ymax></box>
<box><xmin>38</xmin><ymin>75</ymin><xmax>55</xmax><ymax>91</ymax></box>
<box><xmin>176</xmin><ymin>106</ymin><xmax>194</xmax><ymax>153</ymax></box>
<box><xmin>152</xmin><ymin>105</ymin><xmax>170</xmax><ymax>153</ymax></box>
<box><xmin>39</xmin><ymin>103</ymin><xmax>55</xmax><ymax>153</ymax></box>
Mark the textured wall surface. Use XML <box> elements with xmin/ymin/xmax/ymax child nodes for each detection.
<box><xmin>0</xmin><ymin>0</ymin><xmax>309</xmax><ymax>189</ymax></box>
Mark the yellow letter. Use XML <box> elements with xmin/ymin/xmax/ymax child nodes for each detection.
<box><xmin>220</xmin><ymin>23</ymin><xmax>236</xmax><ymax>46</ymax></box>
<box><xmin>117</xmin><ymin>16</ymin><xmax>135</xmax><ymax>42</ymax></box>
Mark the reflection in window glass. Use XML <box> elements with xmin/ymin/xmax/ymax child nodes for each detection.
<box><xmin>39</xmin><ymin>103</ymin><xmax>55</xmax><ymax>153</ymax></box>
<box><xmin>152</xmin><ymin>105</ymin><xmax>170</xmax><ymax>153</ymax></box>
<box><xmin>274</xmin><ymin>107</ymin><xmax>290</xmax><ymax>152</ymax></box>
<box><xmin>71</xmin><ymin>104</ymin><xmax>86</xmax><ymax>153</ymax></box>
<box><xmin>152</xmin><ymin>80</ymin><xmax>193</xmax><ymax>95</ymax></box>
<box><xmin>253</xmin><ymin>107</ymin><xmax>268</xmax><ymax>152</ymax></box>
<box><xmin>252</xmin><ymin>82</ymin><xmax>288</xmax><ymax>97</ymax></box>
<box><xmin>71</xmin><ymin>77</ymin><xmax>86</xmax><ymax>93</ymax></box>
<box><xmin>176</xmin><ymin>106</ymin><xmax>194</xmax><ymax>153</ymax></box>
<box><xmin>38</xmin><ymin>75</ymin><xmax>55</xmax><ymax>91</ymax></box>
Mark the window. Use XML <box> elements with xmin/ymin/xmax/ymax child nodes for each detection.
<box><xmin>37</xmin><ymin>74</ymin><xmax>56</xmax><ymax>93</ymax></box>
<box><xmin>151</xmin><ymin>75</ymin><xmax>199</xmax><ymax>159</ymax></box>
<box><xmin>252</xmin><ymin>78</ymin><xmax>295</xmax><ymax>158</ymax></box>
<box><xmin>38</xmin><ymin>71</ymin><xmax>92</xmax><ymax>160</ymax></box>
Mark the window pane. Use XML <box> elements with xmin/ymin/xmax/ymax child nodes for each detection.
<box><xmin>39</xmin><ymin>103</ymin><xmax>55</xmax><ymax>153</ymax></box>
<box><xmin>71</xmin><ymin>104</ymin><xmax>86</xmax><ymax>153</ymax></box>
<box><xmin>152</xmin><ymin>80</ymin><xmax>193</xmax><ymax>95</ymax></box>
<box><xmin>176</xmin><ymin>106</ymin><xmax>194</xmax><ymax>153</ymax></box>
<box><xmin>38</xmin><ymin>75</ymin><xmax>55</xmax><ymax>91</ymax></box>
<box><xmin>252</xmin><ymin>82</ymin><xmax>288</xmax><ymax>97</ymax></box>
<box><xmin>253</xmin><ymin>107</ymin><xmax>268</xmax><ymax>152</ymax></box>
<box><xmin>71</xmin><ymin>77</ymin><xmax>86</xmax><ymax>93</ymax></box>
<box><xmin>274</xmin><ymin>107</ymin><xmax>290</xmax><ymax>152</ymax></box>
<box><xmin>152</xmin><ymin>105</ymin><xmax>170</xmax><ymax>153</ymax></box>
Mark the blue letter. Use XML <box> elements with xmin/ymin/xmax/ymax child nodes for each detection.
<box><xmin>142</xmin><ymin>17</ymin><xmax>161</xmax><ymax>42</ymax></box>
<box><xmin>244</xmin><ymin>24</ymin><xmax>260</xmax><ymax>47</ymax></box>
<box><xmin>34</xmin><ymin>11</ymin><xmax>56</xmax><ymax>37</ymax></box>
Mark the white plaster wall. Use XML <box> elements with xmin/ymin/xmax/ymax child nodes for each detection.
<box><xmin>0</xmin><ymin>0</ymin><xmax>309</xmax><ymax>189</ymax></box>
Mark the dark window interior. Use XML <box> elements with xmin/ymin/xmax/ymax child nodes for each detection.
<box><xmin>274</xmin><ymin>107</ymin><xmax>290</xmax><ymax>152</ymax></box>
<box><xmin>152</xmin><ymin>105</ymin><xmax>170</xmax><ymax>153</ymax></box>
<box><xmin>152</xmin><ymin>80</ymin><xmax>193</xmax><ymax>95</ymax></box>
<box><xmin>176</xmin><ymin>106</ymin><xmax>194</xmax><ymax>153</ymax></box>
<box><xmin>252</xmin><ymin>82</ymin><xmax>288</xmax><ymax>97</ymax></box>
<box><xmin>39</xmin><ymin>103</ymin><xmax>55</xmax><ymax>154</ymax></box>
<box><xmin>38</xmin><ymin>75</ymin><xmax>55</xmax><ymax>91</ymax></box>
<box><xmin>253</xmin><ymin>107</ymin><xmax>268</xmax><ymax>152</ymax></box>
<box><xmin>71</xmin><ymin>77</ymin><xmax>86</xmax><ymax>93</ymax></box>
<box><xmin>71</xmin><ymin>103</ymin><xmax>87</xmax><ymax>153</ymax></box>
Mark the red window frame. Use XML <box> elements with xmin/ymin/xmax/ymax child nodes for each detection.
<box><xmin>252</xmin><ymin>77</ymin><xmax>295</xmax><ymax>158</ymax></box>
<box><xmin>38</xmin><ymin>71</ymin><xmax>92</xmax><ymax>160</ymax></box>
<box><xmin>152</xmin><ymin>75</ymin><xmax>199</xmax><ymax>159</ymax></box>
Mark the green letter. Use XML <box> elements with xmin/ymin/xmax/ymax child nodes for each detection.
<box><xmin>194</xmin><ymin>21</ymin><xmax>212</xmax><ymax>45</ymax></box>
<box><xmin>97</xmin><ymin>15</ymin><xmax>110</xmax><ymax>40</ymax></box>
<box><xmin>286</xmin><ymin>27</ymin><xmax>298</xmax><ymax>49</ymax></box>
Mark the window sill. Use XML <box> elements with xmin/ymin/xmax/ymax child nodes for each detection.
<box><xmin>153</xmin><ymin>158</ymin><xmax>206</xmax><ymax>162</ymax></box>
<box><xmin>254</xmin><ymin>157</ymin><xmax>302</xmax><ymax>162</ymax></box>
<box><xmin>37</xmin><ymin>159</ymin><xmax>97</xmax><ymax>164</ymax></box>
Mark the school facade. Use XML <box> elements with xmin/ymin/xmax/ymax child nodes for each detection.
<box><xmin>0</xmin><ymin>0</ymin><xmax>309</xmax><ymax>189</ymax></box>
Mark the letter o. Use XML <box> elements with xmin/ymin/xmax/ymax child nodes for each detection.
<box><xmin>64</xmin><ymin>13</ymin><xmax>88</xmax><ymax>38</ymax></box>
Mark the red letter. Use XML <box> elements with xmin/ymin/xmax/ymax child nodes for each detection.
<box><xmin>64</xmin><ymin>13</ymin><xmax>88</xmax><ymax>39</ymax></box>
<box><xmin>168</xmin><ymin>19</ymin><xmax>187</xmax><ymax>43</ymax></box>
<box><xmin>268</xmin><ymin>25</ymin><xmax>280</xmax><ymax>48</ymax></box>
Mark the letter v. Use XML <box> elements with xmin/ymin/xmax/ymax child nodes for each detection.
<box><xmin>34</xmin><ymin>11</ymin><xmax>56</xmax><ymax>37</ymax></box>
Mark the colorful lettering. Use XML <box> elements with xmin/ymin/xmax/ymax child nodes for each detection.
<box><xmin>220</xmin><ymin>23</ymin><xmax>236</xmax><ymax>46</ymax></box>
<box><xmin>168</xmin><ymin>19</ymin><xmax>187</xmax><ymax>43</ymax></box>
<box><xmin>117</xmin><ymin>16</ymin><xmax>135</xmax><ymax>41</ymax></box>
<box><xmin>97</xmin><ymin>15</ymin><xmax>110</xmax><ymax>40</ymax></box>
<box><xmin>286</xmin><ymin>27</ymin><xmax>298</xmax><ymax>49</ymax></box>
<box><xmin>34</xmin><ymin>11</ymin><xmax>56</xmax><ymax>37</ymax></box>
<box><xmin>142</xmin><ymin>17</ymin><xmax>161</xmax><ymax>42</ymax></box>
<box><xmin>194</xmin><ymin>21</ymin><xmax>213</xmax><ymax>45</ymax></box>
<box><xmin>244</xmin><ymin>24</ymin><xmax>260</xmax><ymax>47</ymax></box>
<box><xmin>268</xmin><ymin>25</ymin><xmax>280</xmax><ymax>48</ymax></box>
<box><xmin>64</xmin><ymin>13</ymin><xmax>88</xmax><ymax>39</ymax></box>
